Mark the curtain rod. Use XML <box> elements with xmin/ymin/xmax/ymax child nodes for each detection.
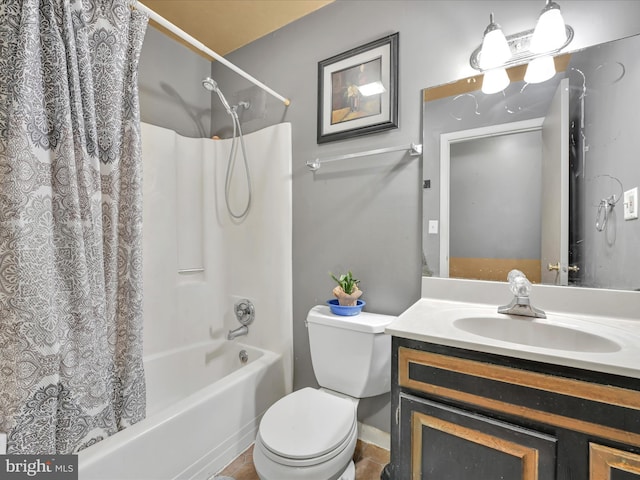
<box><xmin>134</xmin><ymin>2</ymin><xmax>291</xmax><ymax>106</ymax></box>
<box><xmin>307</xmin><ymin>143</ymin><xmax>423</xmax><ymax>171</ymax></box>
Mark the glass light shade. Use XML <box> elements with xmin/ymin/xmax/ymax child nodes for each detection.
<box><xmin>530</xmin><ymin>3</ymin><xmax>567</xmax><ymax>53</ymax></box>
<box><xmin>482</xmin><ymin>68</ymin><xmax>510</xmax><ymax>94</ymax></box>
<box><xmin>479</xmin><ymin>28</ymin><xmax>512</xmax><ymax>70</ymax></box>
<box><xmin>524</xmin><ymin>56</ymin><xmax>556</xmax><ymax>83</ymax></box>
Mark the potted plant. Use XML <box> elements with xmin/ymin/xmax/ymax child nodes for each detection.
<box><xmin>330</xmin><ymin>271</ymin><xmax>363</xmax><ymax>306</ymax></box>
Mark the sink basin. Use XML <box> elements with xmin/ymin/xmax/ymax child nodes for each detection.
<box><xmin>388</xmin><ymin>297</ymin><xmax>640</xmax><ymax>378</ymax></box>
<box><xmin>453</xmin><ymin>316</ymin><xmax>621</xmax><ymax>353</ymax></box>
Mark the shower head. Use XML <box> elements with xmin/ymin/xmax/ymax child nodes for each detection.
<box><xmin>202</xmin><ymin>76</ymin><xmax>233</xmax><ymax>115</ymax></box>
<box><xmin>201</xmin><ymin>76</ymin><xmax>218</xmax><ymax>92</ymax></box>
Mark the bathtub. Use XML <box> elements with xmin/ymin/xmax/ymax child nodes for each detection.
<box><xmin>78</xmin><ymin>341</ymin><xmax>286</xmax><ymax>480</ymax></box>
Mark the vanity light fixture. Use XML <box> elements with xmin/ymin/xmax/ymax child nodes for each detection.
<box><xmin>478</xmin><ymin>13</ymin><xmax>511</xmax><ymax>70</ymax></box>
<box><xmin>470</xmin><ymin>1</ymin><xmax>573</xmax><ymax>93</ymax></box>
<box><xmin>523</xmin><ymin>55</ymin><xmax>556</xmax><ymax>83</ymax></box>
<box><xmin>530</xmin><ymin>1</ymin><xmax>569</xmax><ymax>54</ymax></box>
<box><xmin>482</xmin><ymin>68</ymin><xmax>510</xmax><ymax>94</ymax></box>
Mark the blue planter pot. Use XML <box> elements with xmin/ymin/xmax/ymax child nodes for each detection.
<box><xmin>326</xmin><ymin>299</ymin><xmax>365</xmax><ymax>316</ymax></box>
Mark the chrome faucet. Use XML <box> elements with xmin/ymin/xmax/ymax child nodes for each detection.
<box><xmin>227</xmin><ymin>299</ymin><xmax>255</xmax><ymax>340</ymax></box>
<box><xmin>227</xmin><ymin>325</ymin><xmax>249</xmax><ymax>340</ymax></box>
<box><xmin>497</xmin><ymin>270</ymin><xmax>546</xmax><ymax>319</ymax></box>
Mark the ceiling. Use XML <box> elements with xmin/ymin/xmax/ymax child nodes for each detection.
<box><xmin>141</xmin><ymin>0</ymin><xmax>335</xmax><ymax>59</ymax></box>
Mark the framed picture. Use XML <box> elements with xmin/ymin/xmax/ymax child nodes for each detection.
<box><xmin>317</xmin><ymin>33</ymin><xmax>399</xmax><ymax>144</ymax></box>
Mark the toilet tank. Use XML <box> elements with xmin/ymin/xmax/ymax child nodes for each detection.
<box><xmin>306</xmin><ymin>305</ymin><xmax>395</xmax><ymax>398</ymax></box>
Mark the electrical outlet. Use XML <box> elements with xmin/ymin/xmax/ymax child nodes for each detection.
<box><xmin>624</xmin><ymin>187</ymin><xmax>638</xmax><ymax>220</ymax></box>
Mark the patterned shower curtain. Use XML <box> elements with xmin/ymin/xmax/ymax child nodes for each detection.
<box><xmin>0</xmin><ymin>0</ymin><xmax>148</xmax><ymax>453</ymax></box>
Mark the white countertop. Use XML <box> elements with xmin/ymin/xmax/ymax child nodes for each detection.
<box><xmin>386</xmin><ymin>297</ymin><xmax>640</xmax><ymax>379</ymax></box>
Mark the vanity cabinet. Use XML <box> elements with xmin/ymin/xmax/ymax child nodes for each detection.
<box><xmin>400</xmin><ymin>393</ymin><xmax>557</xmax><ymax>479</ymax></box>
<box><xmin>389</xmin><ymin>337</ymin><xmax>640</xmax><ymax>480</ymax></box>
<box><xmin>590</xmin><ymin>444</ymin><xmax>640</xmax><ymax>479</ymax></box>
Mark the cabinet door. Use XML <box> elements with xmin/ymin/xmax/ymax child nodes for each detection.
<box><xmin>591</xmin><ymin>444</ymin><xmax>640</xmax><ymax>480</ymax></box>
<box><xmin>401</xmin><ymin>393</ymin><xmax>557</xmax><ymax>480</ymax></box>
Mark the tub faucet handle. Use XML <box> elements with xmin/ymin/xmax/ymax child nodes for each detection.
<box><xmin>234</xmin><ymin>299</ymin><xmax>255</xmax><ymax>326</ymax></box>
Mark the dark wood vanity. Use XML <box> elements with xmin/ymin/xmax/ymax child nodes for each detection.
<box><xmin>388</xmin><ymin>336</ymin><xmax>640</xmax><ymax>480</ymax></box>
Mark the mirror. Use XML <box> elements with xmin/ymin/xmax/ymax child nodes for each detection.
<box><xmin>422</xmin><ymin>33</ymin><xmax>640</xmax><ymax>291</ymax></box>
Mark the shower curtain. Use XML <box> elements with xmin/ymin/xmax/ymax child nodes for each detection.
<box><xmin>0</xmin><ymin>0</ymin><xmax>148</xmax><ymax>454</ymax></box>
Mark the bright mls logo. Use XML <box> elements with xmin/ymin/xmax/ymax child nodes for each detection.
<box><xmin>0</xmin><ymin>455</ymin><xmax>77</xmax><ymax>480</ymax></box>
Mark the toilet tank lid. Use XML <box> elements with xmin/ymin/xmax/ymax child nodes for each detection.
<box><xmin>307</xmin><ymin>305</ymin><xmax>396</xmax><ymax>333</ymax></box>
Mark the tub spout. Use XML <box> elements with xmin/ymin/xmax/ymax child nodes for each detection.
<box><xmin>227</xmin><ymin>325</ymin><xmax>248</xmax><ymax>340</ymax></box>
<box><xmin>227</xmin><ymin>299</ymin><xmax>254</xmax><ymax>340</ymax></box>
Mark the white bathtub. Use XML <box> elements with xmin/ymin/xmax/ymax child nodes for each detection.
<box><xmin>78</xmin><ymin>341</ymin><xmax>286</xmax><ymax>480</ymax></box>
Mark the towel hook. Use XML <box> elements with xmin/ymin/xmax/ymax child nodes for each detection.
<box><xmin>595</xmin><ymin>195</ymin><xmax>617</xmax><ymax>232</ymax></box>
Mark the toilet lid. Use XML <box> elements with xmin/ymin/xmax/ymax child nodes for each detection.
<box><xmin>259</xmin><ymin>388</ymin><xmax>357</xmax><ymax>460</ymax></box>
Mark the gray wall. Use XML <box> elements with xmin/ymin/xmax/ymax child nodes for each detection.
<box><xmin>140</xmin><ymin>0</ymin><xmax>640</xmax><ymax>434</ymax></box>
<box><xmin>569</xmin><ymin>34</ymin><xmax>640</xmax><ymax>290</ymax></box>
<box><xmin>139</xmin><ymin>27</ymin><xmax>212</xmax><ymax>138</ymax></box>
<box><xmin>450</xmin><ymin>131</ymin><xmax>542</xmax><ymax>260</ymax></box>
<box><xmin>208</xmin><ymin>0</ymin><xmax>640</xmax><ymax>434</ymax></box>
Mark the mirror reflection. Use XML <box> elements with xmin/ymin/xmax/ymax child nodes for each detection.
<box><xmin>422</xmin><ymin>34</ymin><xmax>640</xmax><ymax>291</ymax></box>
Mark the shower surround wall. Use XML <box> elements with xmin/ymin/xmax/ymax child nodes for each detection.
<box><xmin>78</xmin><ymin>122</ymin><xmax>292</xmax><ymax>478</ymax></box>
<box><xmin>141</xmin><ymin>121</ymin><xmax>293</xmax><ymax>372</ymax></box>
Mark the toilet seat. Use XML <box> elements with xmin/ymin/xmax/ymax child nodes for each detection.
<box><xmin>257</xmin><ymin>388</ymin><xmax>357</xmax><ymax>467</ymax></box>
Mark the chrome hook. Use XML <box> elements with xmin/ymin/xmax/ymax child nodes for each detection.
<box><xmin>595</xmin><ymin>195</ymin><xmax>616</xmax><ymax>232</ymax></box>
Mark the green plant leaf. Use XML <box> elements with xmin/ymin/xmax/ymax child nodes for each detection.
<box><xmin>329</xmin><ymin>270</ymin><xmax>360</xmax><ymax>295</ymax></box>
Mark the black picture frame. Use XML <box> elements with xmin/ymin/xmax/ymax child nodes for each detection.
<box><xmin>317</xmin><ymin>33</ymin><xmax>399</xmax><ymax>144</ymax></box>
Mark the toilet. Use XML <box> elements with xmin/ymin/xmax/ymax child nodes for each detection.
<box><xmin>253</xmin><ymin>305</ymin><xmax>395</xmax><ymax>480</ymax></box>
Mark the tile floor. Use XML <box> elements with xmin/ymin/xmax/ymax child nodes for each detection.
<box><xmin>216</xmin><ymin>440</ymin><xmax>389</xmax><ymax>480</ymax></box>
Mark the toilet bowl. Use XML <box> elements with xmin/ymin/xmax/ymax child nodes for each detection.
<box><xmin>253</xmin><ymin>306</ymin><xmax>395</xmax><ymax>480</ymax></box>
<box><xmin>253</xmin><ymin>388</ymin><xmax>358</xmax><ymax>480</ymax></box>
